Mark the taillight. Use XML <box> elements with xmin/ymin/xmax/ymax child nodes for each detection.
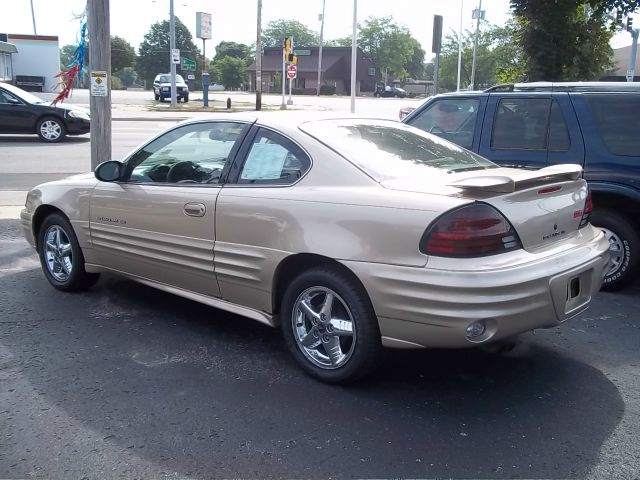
<box><xmin>579</xmin><ymin>188</ymin><xmax>592</xmax><ymax>228</ymax></box>
<box><xmin>421</xmin><ymin>203</ymin><xmax>522</xmax><ymax>257</ymax></box>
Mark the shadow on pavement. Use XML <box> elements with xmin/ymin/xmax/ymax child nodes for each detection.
<box><xmin>0</xmin><ymin>135</ymin><xmax>89</xmax><ymax>144</ymax></box>
<box><xmin>0</xmin><ymin>260</ymin><xmax>625</xmax><ymax>479</ymax></box>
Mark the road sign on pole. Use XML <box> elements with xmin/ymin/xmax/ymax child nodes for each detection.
<box><xmin>287</xmin><ymin>65</ymin><xmax>297</xmax><ymax>79</ymax></box>
<box><xmin>171</xmin><ymin>49</ymin><xmax>180</xmax><ymax>64</ymax></box>
<box><xmin>181</xmin><ymin>57</ymin><xmax>196</xmax><ymax>71</ymax></box>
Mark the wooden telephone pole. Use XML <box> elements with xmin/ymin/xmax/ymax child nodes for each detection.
<box><xmin>88</xmin><ymin>0</ymin><xmax>112</xmax><ymax>170</ymax></box>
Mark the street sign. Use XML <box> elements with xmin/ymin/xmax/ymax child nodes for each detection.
<box><xmin>171</xmin><ymin>49</ymin><xmax>180</xmax><ymax>64</ymax></box>
<box><xmin>287</xmin><ymin>65</ymin><xmax>297</xmax><ymax>79</ymax></box>
<box><xmin>627</xmin><ymin>69</ymin><xmax>635</xmax><ymax>81</ymax></box>
<box><xmin>187</xmin><ymin>74</ymin><xmax>196</xmax><ymax>80</ymax></box>
<box><xmin>294</xmin><ymin>49</ymin><xmax>311</xmax><ymax>56</ymax></box>
<box><xmin>181</xmin><ymin>57</ymin><xmax>196</xmax><ymax>71</ymax></box>
<box><xmin>90</xmin><ymin>71</ymin><xmax>108</xmax><ymax>97</ymax></box>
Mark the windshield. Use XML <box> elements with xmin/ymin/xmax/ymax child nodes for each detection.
<box><xmin>0</xmin><ymin>83</ymin><xmax>47</xmax><ymax>104</ymax></box>
<box><xmin>158</xmin><ymin>75</ymin><xmax>185</xmax><ymax>83</ymax></box>
<box><xmin>299</xmin><ymin>119</ymin><xmax>496</xmax><ymax>181</ymax></box>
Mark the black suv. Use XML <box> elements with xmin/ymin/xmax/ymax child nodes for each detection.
<box><xmin>402</xmin><ymin>82</ymin><xmax>640</xmax><ymax>290</ymax></box>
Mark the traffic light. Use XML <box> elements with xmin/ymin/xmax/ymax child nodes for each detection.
<box><xmin>284</xmin><ymin>37</ymin><xmax>292</xmax><ymax>55</ymax></box>
<box><xmin>616</xmin><ymin>9</ymin><xmax>623</xmax><ymax>25</ymax></box>
<box><xmin>287</xmin><ymin>53</ymin><xmax>297</xmax><ymax>65</ymax></box>
<box><xmin>627</xmin><ymin>16</ymin><xmax>634</xmax><ymax>31</ymax></box>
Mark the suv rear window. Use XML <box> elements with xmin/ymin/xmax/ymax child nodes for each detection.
<box><xmin>585</xmin><ymin>94</ymin><xmax>640</xmax><ymax>157</ymax></box>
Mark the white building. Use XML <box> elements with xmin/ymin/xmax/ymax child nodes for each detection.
<box><xmin>0</xmin><ymin>33</ymin><xmax>60</xmax><ymax>92</ymax></box>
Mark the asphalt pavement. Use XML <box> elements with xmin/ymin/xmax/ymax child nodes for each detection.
<box><xmin>1</xmin><ymin>111</ymin><xmax>639</xmax><ymax>479</ymax></box>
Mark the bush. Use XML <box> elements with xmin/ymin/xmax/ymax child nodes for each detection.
<box><xmin>111</xmin><ymin>76</ymin><xmax>124</xmax><ymax>90</ymax></box>
<box><xmin>319</xmin><ymin>84</ymin><xmax>336</xmax><ymax>95</ymax></box>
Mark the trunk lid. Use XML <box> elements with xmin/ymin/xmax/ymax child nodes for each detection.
<box><xmin>381</xmin><ymin>164</ymin><xmax>589</xmax><ymax>252</ymax></box>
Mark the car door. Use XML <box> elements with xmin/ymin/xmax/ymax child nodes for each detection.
<box><xmin>0</xmin><ymin>88</ymin><xmax>36</xmax><ymax>133</ymax></box>
<box><xmin>404</xmin><ymin>96</ymin><xmax>486</xmax><ymax>151</ymax></box>
<box><xmin>479</xmin><ymin>95</ymin><xmax>552</xmax><ymax>169</ymax></box>
<box><xmin>88</xmin><ymin>120</ymin><xmax>251</xmax><ymax>297</ymax></box>
<box><xmin>214</xmin><ymin>126</ymin><xmax>312</xmax><ymax>313</ymax></box>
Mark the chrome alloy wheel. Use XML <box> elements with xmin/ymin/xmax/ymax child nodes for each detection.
<box><xmin>44</xmin><ymin>225</ymin><xmax>73</xmax><ymax>282</ymax></box>
<box><xmin>292</xmin><ymin>286</ymin><xmax>356</xmax><ymax>369</ymax></box>
<box><xmin>600</xmin><ymin>227</ymin><xmax>625</xmax><ymax>276</ymax></box>
<box><xmin>40</xmin><ymin>120</ymin><xmax>62</xmax><ymax>141</ymax></box>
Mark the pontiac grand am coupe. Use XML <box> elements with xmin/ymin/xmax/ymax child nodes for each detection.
<box><xmin>20</xmin><ymin>113</ymin><xmax>609</xmax><ymax>383</ymax></box>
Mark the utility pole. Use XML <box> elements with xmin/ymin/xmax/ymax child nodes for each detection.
<box><xmin>627</xmin><ymin>28</ymin><xmax>638</xmax><ymax>82</ymax></box>
<box><xmin>316</xmin><ymin>0</ymin><xmax>326</xmax><ymax>96</ymax></box>
<box><xmin>169</xmin><ymin>0</ymin><xmax>177</xmax><ymax>107</ymax></box>
<box><xmin>88</xmin><ymin>0</ymin><xmax>111</xmax><ymax>170</ymax></box>
<box><xmin>470</xmin><ymin>0</ymin><xmax>483</xmax><ymax>90</ymax></box>
<box><xmin>432</xmin><ymin>15</ymin><xmax>443</xmax><ymax>95</ymax></box>
<box><xmin>456</xmin><ymin>0</ymin><xmax>464</xmax><ymax>91</ymax></box>
<box><xmin>256</xmin><ymin>0</ymin><xmax>262</xmax><ymax>110</ymax></box>
<box><xmin>29</xmin><ymin>0</ymin><xmax>37</xmax><ymax>35</ymax></box>
<box><xmin>350</xmin><ymin>0</ymin><xmax>357</xmax><ymax>113</ymax></box>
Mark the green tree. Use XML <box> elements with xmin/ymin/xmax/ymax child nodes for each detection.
<box><xmin>210</xmin><ymin>56</ymin><xmax>247</xmax><ymax>89</ymax></box>
<box><xmin>213</xmin><ymin>41</ymin><xmax>251</xmax><ymax>62</ymax></box>
<box><xmin>262</xmin><ymin>19</ymin><xmax>320</xmax><ymax>48</ymax></box>
<box><xmin>137</xmin><ymin>17</ymin><xmax>201</xmax><ymax>87</ymax></box>
<box><xmin>436</xmin><ymin>23</ymin><xmax>525</xmax><ymax>91</ymax></box>
<box><xmin>509</xmin><ymin>0</ymin><xmax>624</xmax><ymax>80</ymax></box>
<box><xmin>111</xmin><ymin>36</ymin><xmax>136</xmax><ymax>73</ymax></box>
<box><xmin>60</xmin><ymin>44</ymin><xmax>76</xmax><ymax>68</ymax></box>
<box><xmin>325</xmin><ymin>36</ymin><xmax>352</xmax><ymax>47</ymax></box>
<box><xmin>357</xmin><ymin>17</ymin><xmax>425</xmax><ymax>81</ymax></box>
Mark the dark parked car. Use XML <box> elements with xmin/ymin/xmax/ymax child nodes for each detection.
<box><xmin>374</xmin><ymin>85</ymin><xmax>408</xmax><ymax>98</ymax></box>
<box><xmin>0</xmin><ymin>82</ymin><xmax>90</xmax><ymax>142</ymax></box>
<box><xmin>402</xmin><ymin>82</ymin><xmax>640</xmax><ymax>290</ymax></box>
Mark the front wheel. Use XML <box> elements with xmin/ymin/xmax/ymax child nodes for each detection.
<box><xmin>183</xmin><ymin>95</ymin><xmax>189</xmax><ymax>103</ymax></box>
<box><xmin>591</xmin><ymin>209</ymin><xmax>639</xmax><ymax>291</ymax></box>
<box><xmin>281</xmin><ymin>267</ymin><xmax>382</xmax><ymax>383</ymax></box>
<box><xmin>38</xmin><ymin>213</ymin><xmax>100</xmax><ymax>292</ymax></box>
<box><xmin>37</xmin><ymin>117</ymin><xmax>65</xmax><ymax>143</ymax></box>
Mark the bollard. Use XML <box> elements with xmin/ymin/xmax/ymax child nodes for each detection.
<box><xmin>227</xmin><ymin>97</ymin><xmax>231</xmax><ymax>110</ymax></box>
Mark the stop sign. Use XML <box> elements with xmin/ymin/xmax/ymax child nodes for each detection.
<box><xmin>287</xmin><ymin>65</ymin><xmax>297</xmax><ymax>79</ymax></box>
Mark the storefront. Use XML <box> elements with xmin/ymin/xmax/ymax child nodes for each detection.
<box><xmin>0</xmin><ymin>40</ymin><xmax>17</xmax><ymax>83</ymax></box>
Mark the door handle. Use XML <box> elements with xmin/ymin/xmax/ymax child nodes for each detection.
<box><xmin>184</xmin><ymin>202</ymin><xmax>206</xmax><ymax>217</ymax></box>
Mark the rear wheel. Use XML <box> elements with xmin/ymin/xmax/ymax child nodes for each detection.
<box><xmin>281</xmin><ymin>267</ymin><xmax>382</xmax><ymax>383</ymax></box>
<box><xmin>591</xmin><ymin>209</ymin><xmax>639</xmax><ymax>291</ymax></box>
<box><xmin>38</xmin><ymin>213</ymin><xmax>99</xmax><ymax>292</ymax></box>
<box><xmin>183</xmin><ymin>95</ymin><xmax>189</xmax><ymax>103</ymax></box>
<box><xmin>154</xmin><ymin>93</ymin><xmax>160</xmax><ymax>101</ymax></box>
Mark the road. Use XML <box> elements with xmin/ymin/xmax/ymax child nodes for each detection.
<box><xmin>1</xmin><ymin>121</ymin><xmax>640</xmax><ymax>479</ymax></box>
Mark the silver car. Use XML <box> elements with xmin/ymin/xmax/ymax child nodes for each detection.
<box><xmin>20</xmin><ymin>113</ymin><xmax>610</xmax><ymax>383</ymax></box>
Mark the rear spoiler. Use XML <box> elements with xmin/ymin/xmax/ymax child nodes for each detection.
<box><xmin>449</xmin><ymin>164</ymin><xmax>583</xmax><ymax>193</ymax></box>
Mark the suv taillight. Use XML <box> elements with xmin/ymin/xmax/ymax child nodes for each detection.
<box><xmin>579</xmin><ymin>188</ymin><xmax>592</xmax><ymax>228</ymax></box>
<box><xmin>421</xmin><ymin>203</ymin><xmax>522</xmax><ymax>257</ymax></box>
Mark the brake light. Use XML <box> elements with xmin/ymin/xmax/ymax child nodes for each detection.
<box><xmin>579</xmin><ymin>187</ymin><xmax>592</xmax><ymax>228</ymax></box>
<box><xmin>421</xmin><ymin>203</ymin><xmax>522</xmax><ymax>257</ymax></box>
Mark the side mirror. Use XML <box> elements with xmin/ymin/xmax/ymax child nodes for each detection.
<box><xmin>95</xmin><ymin>160</ymin><xmax>123</xmax><ymax>182</ymax></box>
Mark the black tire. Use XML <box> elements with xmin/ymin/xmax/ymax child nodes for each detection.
<box><xmin>36</xmin><ymin>116</ymin><xmax>66</xmax><ymax>143</ymax></box>
<box><xmin>154</xmin><ymin>93</ymin><xmax>160</xmax><ymax>101</ymax></box>
<box><xmin>37</xmin><ymin>213</ymin><xmax>100</xmax><ymax>292</ymax></box>
<box><xmin>280</xmin><ymin>266</ymin><xmax>382</xmax><ymax>383</ymax></box>
<box><xmin>183</xmin><ymin>95</ymin><xmax>189</xmax><ymax>103</ymax></box>
<box><xmin>591</xmin><ymin>209</ymin><xmax>639</xmax><ymax>291</ymax></box>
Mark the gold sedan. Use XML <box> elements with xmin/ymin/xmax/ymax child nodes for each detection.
<box><xmin>21</xmin><ymin>113</ymin><xmax>610</xmax><ymax>383</ymax></box>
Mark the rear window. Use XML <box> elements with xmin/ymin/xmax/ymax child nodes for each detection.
<box><xmin>585</xmin><ymin>94</ymin><xmax>640</xmax><ymax>156</ymax></box>
<box><xmin>300</xmin><ymin>119</ymin><xmax>496</xmax><ymax>181</ymax></box>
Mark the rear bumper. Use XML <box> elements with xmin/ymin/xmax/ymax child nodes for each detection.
<box><xmin>343</xmin><ymin>229</ymin><xmax>610</xmax><ymax>349</ymax></box>
<box><xmin>20</xmin><ymin>208</ymin><xmax>36</xmax><ymax>248</ymax></box>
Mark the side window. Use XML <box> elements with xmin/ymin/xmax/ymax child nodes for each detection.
<box><xmin>123</xmin><ymin>122</ymin><xmax>245</xmax><ymax>184</ymax></box>
<box><xmin>492</xmin><ymin>98</ymin><xmax>551</xmax><ymax>151</ymax></box>
<box><xmin>238</xmin><ymin>128</ymin><xmax>311</xmax><ymax>185</ymax></box>
<box><xmin>407</xmin><ymin>98</ymin><xmax>480</xmax><ymax>149</ymax></box>
<box><xmin>585</xmin><ymin>94</ymin><xmax>640</xmax><ymax>157</ymax></box>
<box><xmin>548</xmin><ymin>101</ymin><xmax>570</xmax><ymax>151</ymax></box>
<box><xmin>0</xmin><ymin>89</ymin><xmax>19</xmax><ymax>104</ymax></box>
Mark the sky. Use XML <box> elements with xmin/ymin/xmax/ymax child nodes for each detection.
<box><xmin>1</xmin><ymin>0</ymin><xmax>632</xmax><ymax>59</ymax></box>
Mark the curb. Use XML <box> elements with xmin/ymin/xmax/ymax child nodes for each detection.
<box><xmin>113</xmin><ymin>117</ymin><xmax>189</xmax><ymax>122</ymax></box>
